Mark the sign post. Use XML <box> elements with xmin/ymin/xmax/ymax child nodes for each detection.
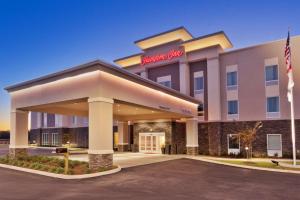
<box><xmin>56</xmin><ymin>147</ymin><xmax>69</xmax><ymax>174</ymax></box>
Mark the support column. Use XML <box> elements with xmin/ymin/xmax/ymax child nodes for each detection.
<box><xmin>207</xmin><ymin>57</ymin><xmax>221</xmax><ymax>121</ymax></box>
<box><xmin>117</xmin><ymin>121</ymin><xmax>129</xmax><ymax>152</ymax></box>
<box><xmin>179</xmin><ymin>61</ymin><xmax>190</xmax><ymax>95</ymax></box>
<box><xmin>9</xmin><ymin>110</ymin><xmax>29</xmax><ymax>158</ymax></box>
<box><xmin>186</xmin><ymin>118</ymin><xmax>199</xmax><ymax>155</ymax></box>
<box><xmin>88</xmin><ymin>97</ymin><xmax>114</xmax><ymax>170</ymax></box>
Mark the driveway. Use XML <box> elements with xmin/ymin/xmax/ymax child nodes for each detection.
<box><xmin>64</xmin><ymin>152</ymin><xmax>184</xmax><ymax>168</ymax></box>
<box><xmin>0</xmin><ymin>158</ymin><xmax>299</xmax><ymax>200</ymax></box>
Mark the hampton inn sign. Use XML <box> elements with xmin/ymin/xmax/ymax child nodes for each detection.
<box><xmin>141</xmin><ymin>49</ymin><xmax>184</xmax><ymax>65</ymax></box>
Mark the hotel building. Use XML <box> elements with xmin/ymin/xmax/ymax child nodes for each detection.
<box><xmin>5</xmin><ymin>27</ymin><xmax>300</xmax><ymax>168</ymax></box>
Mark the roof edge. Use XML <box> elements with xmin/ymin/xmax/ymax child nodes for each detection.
<box><xmin>4</xmin><ymin>59</ymin><xmax>200</xmax><ymax>104</ymax></box>
<box><xmin>181</xmin><ymin>31</ymin><xmax>233</xmax><ymax>47</ymax></box>
<box><xmin>113</xmin><ymin>53</ymin><xmax>143</xmax><ymax>63</ymax></box>
<box><xmin>134</xmin><ymin>26</ymin><xmax>193</xmax><ymax>44</ymax></box>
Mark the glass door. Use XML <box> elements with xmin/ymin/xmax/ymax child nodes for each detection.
<box><xmin>139</xmin><ymin>132</ymin><xmax>165</xmax><ymax>153</ymax></box>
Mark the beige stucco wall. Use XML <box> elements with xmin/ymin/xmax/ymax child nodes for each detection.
<box><xmin>219</xmin><ymin>36</ymin><xmax>300</xmax><ymax>121</ymax></box>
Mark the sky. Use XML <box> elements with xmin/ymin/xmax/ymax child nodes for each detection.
<box><xmin>0</xmin><ymin>0</ymin><xmax>300</xmax><ymax>130</ymax></box>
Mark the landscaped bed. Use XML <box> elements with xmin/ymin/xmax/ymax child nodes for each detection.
<box><xmin>211</xmin><ymin>159</ymin><xmax>300</xmax><ymax>171</ymax></box>
<box><xmin>0</xmin><ymin>155</ymin><xmax>117</xmax><ymax>175</ymax></box>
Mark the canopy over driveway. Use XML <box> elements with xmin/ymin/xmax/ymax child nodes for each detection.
<box><xmin>5</xmin><ymin>60</ymin><xmax>201</xmax><ymax>169</ymax></box>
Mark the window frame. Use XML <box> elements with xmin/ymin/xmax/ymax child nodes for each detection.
<box><xmin>265</xmin><ymin>65</ymin><xmax>279</xmax><ymax>86</ymax></box>
<box><xmin>266</xmin><ymin>96</ymin><xmax>280</xmax><ymax>118</ymax></box>
<box><xmin>227</xmin><ymin>134</ymin><xmax>240</xmax><ymax>154</ymax></box>
<box><xmin>227</xmin><ymin>100</ymin><xmax>239</xmax><ymax>115</ymax></box>
<box><xmin>267</xmin><ymin>134</ymin><xmax>282</xmax><ymax>157</ymax></box>
<box><xmin>157</xmin><ymin>75</ymin><xmax>172</xmax><ymax>88</ymax></box>
<box><xmin>226</xmin><ymin>71</ymin><xmax>238</xmax><ymax>89</ymax></box>
<box><xmin>42</xmin><ymin>133</ymin><xmax>49</xmax><ymax>146</ymax></box>
<box><xmin>193</xmin><ymin>71</ymin><xmax>204</xmax><ymax>95</ymax></box>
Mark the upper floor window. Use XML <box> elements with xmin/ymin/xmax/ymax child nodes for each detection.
<box><xmin>267</xmin><ymin>96</ymin><xmax>279</xmax><ymax>113</ymax></box>
<box><xmin>157</xmin><ymin>75</ymin><xmax>171</xmax><ymax>88</ymax></box>
<box><xmin>228</xmin><ymin>100</ymin><xmax>238</xmax><ymax>115</ymax></box>
<box><xmin>265</xmin><ymin>65</ymin><xmax>278</xmax><ymax>85</ymax></box>
<box><xmin>194</xmin><ymin>71</ymin><xmax>204</xmax><ymax>96</ymax></box>
<box><xmin>43</xmin><ymin>113</ymin><xmax>48</xmax><ymax>128</ymax></box>
<box><xmin>194</xmin><ymin>76</ymin><xmax>204</xmax><ymax>91</ymax></box>
<box><xmin>72</xmin><ymin>116</ymin><xmax>77</xmax><ymax>125</ymax></box>
<box><xmin>227</xmin><ymin>71</ymin><xmax>238</xmax><ymax>87</ymax></box>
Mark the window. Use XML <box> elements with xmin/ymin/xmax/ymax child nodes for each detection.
<box><xmin>42</xmin><ymin>133</ymin><xmax>49</xmax><ymax>146</ymax></box>
<box><xmin>267</xmin><ymin>134</ymin><xmax>281</xmax><ymax>150</ymax></box>
<box><xmin>51</xmin><ymin>133</ymin><xmax>59</xmax><ymax>146</ymax></box>
<box><xmin>265</xmin><ymin>65</ymin><xmax>278</xmax><ymax>82</ymax></box>
<box><xmin>43</xmin><ymin>113</ymin><xmax>48</xmax><ymax>128</ymax></box>
<box><xmin>83</xmin><ymin>117</ymin><xmax>88</xmax><ymax>126</ymax></box>
<box><xmin>157</xmin><ymin>75</ymin><xmax>172</xmax><ymax>88</ymax></box>
<box><xmin>267</xmin><ymin>134</ymin><xmax>282</xmax><ymax>157</ymax></box>
<box><xmin>194</xmin><ymin>76</ymin><xmax>204</xmax><ymax>91</ymax></box>
<box><xmin>267</xmin><ymin>97</ymin><xmax>279</xmax><ymax>113</ymax></box>
<box><xmin>227</xmin><ymin>134</ymin><xmax>240</xmax><ymax>154</ymax></box>
<box><xmin>72</xmin><ymin>116</ymin><xmax>77</xmax><ymax>125</ymax></box>
<box><xmin>159</xmin><ymin>81</ymin><xmax>171</xmax><ymax>88</ymax></box>
<box><xmin>228</xmin><ymin>100</ymin><xmax>238</xmax><ymax>115</ymax></box>
<box><xmin>227</xmin><ymin>71</ymin><xmax>237</xmax><ymax>86</ymax></box>
<box><xmin>55</xmin><ymin>115</ymin><xmax>62</xmax><ymax>127</ymax></box>
<box><xmin>228</xmin><ymin>134</ymin><xmax>239</xmax><ymax>149</ymax></box>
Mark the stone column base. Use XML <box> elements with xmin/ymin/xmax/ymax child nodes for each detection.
<box><xmin>118</xmin><ymin>144</ymin><xmax>129</xmax><ymax>152</ymax></box>
<box><xmin>186</xmin><ymin>146</ymin><xmax>199</xmax><ymax>156</ymax></box>
<box><xmin>9</xmin><ymin>148</ymin><xmax>28</xmax><ymax>158</ymax></box>
<box><xmin>88</xmin><ymin>153</ymin><xmax>113</xmax><ymax>170</ymax></box>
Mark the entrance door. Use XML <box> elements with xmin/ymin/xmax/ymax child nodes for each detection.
<box><xmin>139</xmin><ymin>132</ymin><xmax>165</xmax><ymax>153</ymax></box>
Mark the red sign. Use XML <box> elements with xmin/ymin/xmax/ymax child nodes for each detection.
<box><xmin>141</xmin><ymin>49</ymin><xmax>184</xmax><ymax>65</ymax></box>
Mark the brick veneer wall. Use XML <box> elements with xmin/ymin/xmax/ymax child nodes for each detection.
<box><xmin>198</xmin><ymin>123</ymin><xmax>209</xmax><ymax>155</ymax></box>
<box><xmin>171</xmin><ymin>122</ymin><xmax>186</xmax><ymax>154</ymax></box>
<box><xmin>202</xmin><ymin>120</ymin><xmax>300</xmax><ymax>158</ymax></box>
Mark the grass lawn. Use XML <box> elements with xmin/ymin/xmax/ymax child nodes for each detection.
<box><xmin>212</xmin><ymin>159</ymin><xmax>300</xmax><ymax>171</ymax></box>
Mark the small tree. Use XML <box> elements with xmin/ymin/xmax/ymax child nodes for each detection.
<box><xmin>236</xmin><ymin>121</ymin><xmax>263</xmax><ymax>159</ymax></box>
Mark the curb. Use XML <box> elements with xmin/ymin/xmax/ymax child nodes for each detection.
<box><xmin>187</xmin><ymin>156</ymin><xmax>300</xmax><ymax>174</ymax></box>
<box><xmin>0</xmin><ymin>163</ymin><xmax>121</xmax><ymax>179</ymax></box>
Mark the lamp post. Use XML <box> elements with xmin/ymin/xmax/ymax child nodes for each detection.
<box><xmin>245</xmin><ymin>146</ymin><xmax>249</xmax><ymax>159</ymax></box>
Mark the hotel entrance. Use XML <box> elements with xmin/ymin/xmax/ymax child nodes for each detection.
<box><xmin>139</xmin><ymin>132</ymin><xmax>165</xmax><ymax>154</ymax></box>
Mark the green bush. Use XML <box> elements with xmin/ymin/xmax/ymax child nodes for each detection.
<box><xmin>0</xmin><ymin>155</ymin><xmax>113</xmax><ymax>175</ymax></box>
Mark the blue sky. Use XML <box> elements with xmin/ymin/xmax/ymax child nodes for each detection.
<box><xmin>0</xmin><ymin>0</ymin><xmax>299</xmax><ymax>130</ymax></box>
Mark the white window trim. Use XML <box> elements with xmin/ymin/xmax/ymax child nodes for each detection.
<box><xmin>227</xmin><ymin>134</ymin><xmax>240</xmax><ymax>155</ymax></box>
<box><xmin>227</xmin><ymin>100</ymin><xmax>239</xmax><ymax>120</ymax></box>
<box><xmin>266</xmin><ymin>96</ymin><xmax>280</xmax><ymax>119</ymax></box>
<box><xmin>267</xmin><ymin>134</ymin><xmax>282</xmax><ymax>157</ymax></box>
